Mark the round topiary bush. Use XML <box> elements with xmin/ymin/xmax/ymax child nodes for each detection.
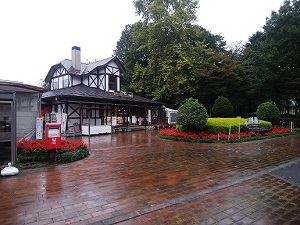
<box><xmin>212</xmin><ymin>96</ymin><xmax>234</xmax><ymax>118</ymax></box>
<box><xmin>256</xmin><ymin>101</ymin><xmax>280</xmax><ymax>123</ymax></box>
<box><xmin>176</xmin><ymin>98</ymin><xmax>208</xmax><ymax>133</ymax></box>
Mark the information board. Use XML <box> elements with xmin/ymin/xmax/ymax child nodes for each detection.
<box><xmin>36</xmin><ymin>117</ymin><xmax>43</xmax><ymax>140</ymax></box>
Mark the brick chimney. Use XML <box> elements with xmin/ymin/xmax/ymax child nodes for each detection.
<box><xmin>71</xmin><ymin>46</ymin><xmax>81</xmax><ymax>72</ymax></box>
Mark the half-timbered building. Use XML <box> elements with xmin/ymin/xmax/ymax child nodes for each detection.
<box><xmin>42</xmin><ymin>46</ymin><xmax>165</xmax><ymax>135</ymax></box>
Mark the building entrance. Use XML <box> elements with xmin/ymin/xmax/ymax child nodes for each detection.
<box><xmin>0</xmin><ymin>101</ymin><xmax>12</xmax><ymax>167</ymax></box>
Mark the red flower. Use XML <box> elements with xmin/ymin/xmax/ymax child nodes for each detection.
<box><xmin>159</xmin><ymin>127</ymin><xmax>291</xmax><ymax>141</ymax></box>
<box><xmin>17</xmin><ymin>138</ymin><xmax>87</xmax><ymax>155</ymax></box>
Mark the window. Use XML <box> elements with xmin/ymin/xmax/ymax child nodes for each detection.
<box><xmin>63</xmin><ymin>76</ymin><xmax>69</xmax><ymax>88</ymax></box>
<box><xmin>170</xmin><ymin>112</ymin><xmax>176</xmax><ymax>123</ymax></box>
<box><xmin>53</xmin><ymin>79</ymin><xmax>58</xmax><ymax>90</ymax></box>
<box><xmin>290</xmin><ymin>107</ymin><xmax>295</xmax><ymax>115</ymax></box>
<box><xmin>109</xmin><ymin>76</ymin><xmax>116</xmax><ymax>91</ymax></box>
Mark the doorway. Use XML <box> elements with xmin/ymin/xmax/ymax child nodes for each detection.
<box><xmin>0</xmin><ymin>101</ymin><xmax>12</xmax><ymax>167</ymax></box>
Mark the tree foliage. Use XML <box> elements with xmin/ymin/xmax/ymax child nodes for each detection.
<box><xmin>115</xmin><ymin>0</ymin><xmax>243</xmax><ymax>109</ymax></box>
<box><xmin>243</xmin><ymin>0</ymin><xmax>300</xmax><ymax>113</ymax></box>
<box><xmin>114</xmin><ymin>0</ymin><xmax>300</xmax><ymax>117</ymax></box>
<box><xmin>212</xmin><ymin>96</ymin><xmax>234</xmax><ymax>118</ymax></box>
<box><xmin>176</xmin><ymin>98</ymin><xmax>208</xmax><ymax>132</ymax></box>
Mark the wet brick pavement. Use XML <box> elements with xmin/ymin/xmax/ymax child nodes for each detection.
<box><xmin>0</xmin><ymin>130</ymin><xmax>300</xmax><ymax>224</ymax></box>
<box><xmin>272</xmin><ymin>163</ymin><xmax>300</xmax><ymax>188</ymax></box>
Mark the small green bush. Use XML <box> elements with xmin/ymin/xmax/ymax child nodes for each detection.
<box><xmin>176</xmin><ymin>124</ymin><xmax>185</xmax><ymax>132</ymax></box>
<box><xmin>176</xmin><ymin>98</ymin><xmax>208</xmax><ymax>133</ymax></box>
<box><xmin>17</xmin><ymin>150</ymin><xmax>49</xmax><ymax>162</ymax></box>
<box><xmin>56</xmin><ymin>148</ymin><xmax>90</xmax><ymax>163</ymax></box>
<box><xmin>212</xmin><ymin>96</ymin><xmax>234</xmax><ymax>118</ymax></box>
<box><xmin>256</xmin><ymin>101</ymin><xmax>280</xmax><ymax>123</ymax></box>
<box><xmin>17</xmin><ymin>152</ymin><xmax>49</xmax><ymax>162</ymax></box>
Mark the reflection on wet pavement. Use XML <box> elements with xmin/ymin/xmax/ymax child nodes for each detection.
<box><xmin>0</xmin><ymin>130</ymin><xmax>299</xmax><ymax>224</ymax></box>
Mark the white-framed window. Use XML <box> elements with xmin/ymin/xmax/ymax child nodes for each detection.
<box><xmin>53</xmin><ymin>78</ymin><xmax>59</xmax><ymax>90</ymax></box>
<box><xmin>63</xmin><ymin>75</ymin><xmax>69</xmax><ymax>88</ymax></box>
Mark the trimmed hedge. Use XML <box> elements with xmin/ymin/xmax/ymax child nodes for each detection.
<box><xmin>257</xmin><ymin>101</ymin><xmax>280</xmax><ymax>122</ymax></box>
<box><xmin>212</xmin><ymin>96</ymin><xmax>234</xmax><ymax>118</ymax></box>
<box><xmin>204</xmin><ymin>118</ymin><xmax>272</xmax><ymax>134</ymax></box>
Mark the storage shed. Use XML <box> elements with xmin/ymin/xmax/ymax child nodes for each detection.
<box><xmin>0</xmin><ymin>80</ymin><xmax>43</xmax><ymax>167</ymax></box>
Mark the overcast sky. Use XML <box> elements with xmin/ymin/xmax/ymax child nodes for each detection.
<box><xmin>0</xmin><ymin>0</ymin><xmax>284</xmax><ymax>86</ymax></box>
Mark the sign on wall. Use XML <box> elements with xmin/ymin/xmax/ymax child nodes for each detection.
<box><xmin>36</xmin><ymin>117</ymin><xmax>43</xmax><ymax>140</ymax></box>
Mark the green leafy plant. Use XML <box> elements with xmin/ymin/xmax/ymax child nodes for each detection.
<box><xmin>176</xmin><ymin>98</ymin><xmax>208</xmax><ymax>133</ymax></box>
<box><xmin>256</xmin><ymin>101</ymin><xmax>280</xmax><ymax>123</ymax></box>
<box><xmin>57</xmin><ymin>148</ymin><xmax>90</xmax><ymax>163</ymax></box>
<box><xmin>212</xmin><ymin>96</ymin><xmax>234</xmax><ymax>118</ymax></box>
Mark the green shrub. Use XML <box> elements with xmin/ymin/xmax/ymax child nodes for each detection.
<box><xmin>176</xmin><ymin>124</ymin><xmax>186</xmax><ymax>132</ymax></box>
<box><xmin>17</xmin><ymin>152</ymin><xmax>49</xmax><ymax>162</ymax></box>
<box><xmin>17</xmin><ymin>150</ymin><xmax>49</xmax><ymax>162</ymax></box>
<box><xmin>205</xmin><ymin>118</ymin><xmax>272</xmax><ymax>134</ymax></box>
<box><xmin>256</xmin><ymin>101</ymin><xmax>280</xmax><ymax>123</ymax></box>
<box><xmin>176</xmin><ymin>98</ymin><xmax>208</xmax><ymax>133</ymax></box>
<box><xmin>57</xmin><ymin>148</ymin><xmax>90</xmax><ymax>163</ymax></box>
<box><xmin>258</xmin><ymin>120</ymin><xmax>272</xmax><ymax>128</ymax></box>
<box><xmin>57</xmin><ymin>151</ymin><xmax>74</xmax><ymax>163</ymax></box>
<box><xmin>212</xmin><ymin>96</ymin><xmax>234</xmax><ymax>118</ymax></box>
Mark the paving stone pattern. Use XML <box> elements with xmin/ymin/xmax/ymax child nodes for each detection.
<box><xmin>0</xmin><ymin>131</ymin><xmax>300</xmax><ymax>224</ymax></box>
<box><xmin>272</xmin><ymin>163</ymin><xmax>300</xmax><ymax>188</ymax></box>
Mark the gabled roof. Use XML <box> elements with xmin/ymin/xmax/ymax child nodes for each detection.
<box><xmin>0</xmin><ymin>80</ymin><xmax>43</xmax><ymax>93</ymax></box>
<box><xmin>42</xmin><ymin>84</ymin><xmax>163</xmax><ymax>107</ymax></box>
<box><xmin>45</xmin><ymin>56</ymin><xmax>126</xmax><ymax>83</ymax></box>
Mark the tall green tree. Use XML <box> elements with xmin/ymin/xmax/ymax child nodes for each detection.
<box><xmin>115</xmin><ymin>0</ymin><xmax>243</xmax><ymax>109</ymax></box>
<box><xmin>133</xmin><ymin>0</ymin><xmax>198</xmax><ymax>25</ymax></box>
<box><xmin>115</xmin><ymin>22</ymin><xmax>149</xmax><ymax>92</ymax></box>
<box><xmin>243</xmin><ymin>0</ymin><xmax>300</xmax><ymax>113</ymax></box>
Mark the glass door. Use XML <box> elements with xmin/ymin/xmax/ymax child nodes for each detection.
<box><xmin>0</xmin><ymin>101</ymin><xmax>12</xmax><ymax>167</ymax></box>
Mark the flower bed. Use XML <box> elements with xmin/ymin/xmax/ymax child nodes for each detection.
<box><xmin>158</xmin><ymin>127</ymin><xmax>296</xmax><ymax>143</ymax></box>
<box><xmin>17</xmin><ymin>138</ymin><xmax>90</xmax><ymax>164</ymax></box>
